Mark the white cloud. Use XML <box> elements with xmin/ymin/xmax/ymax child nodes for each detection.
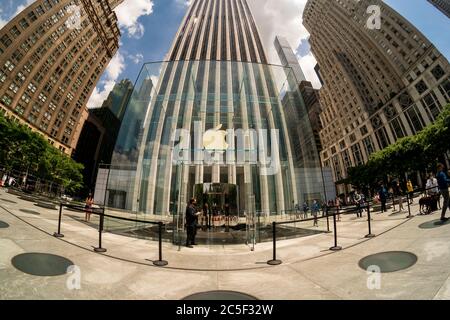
<box><xmin>298</xmin><ymin>52</ymin><xmax>322</xmax><ymax>88</ymax></box>
<box><xmin>248</xmin><ymin>0</ymin><xmax>321</xmax><ymax>88</ymax></box>
<box><xmin>14</xmin><ymin>0</ymin><xmax>36</xmax><ymax>16</ymax></box>
<box><xmin>0</xmin><ymin>9</ymin><xmax>8</xmax><ymax>29</ymax></box>
<box><xmin>0</xmin><ymin>0</ymin><xmax>35</xmax><ymax>27</ymax></box>
<box><xmin>87</xmin><ymin>51</ymin><xmax>126</xmax><ymax>109</ymax></box>
<box><xmin>115</xmin><ymin>0</ymin><xmax>154</xmax><ymax>39</ymax></box>
<box><xmin>175</xmin><ymin>0</ymin><xmax>193</xmax><ymax>7</ymax></box>
<box><xmin>129</xmin><ymin>53</ymin><xmax>144</xmax><ymax>64</ymax></box>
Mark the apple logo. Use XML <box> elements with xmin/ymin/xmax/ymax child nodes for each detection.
<box><xmin>203</xmin><ymin>124</ymin><xmax>228</xmax><ymax>151</ymax></box>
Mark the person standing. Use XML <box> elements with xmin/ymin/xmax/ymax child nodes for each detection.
<box><xmin>378</xmin><ymin>184</ymin><xmax>388</xmax><ymax>213</ymax></box>
<box><xmin>185</xmin><ymin>198</ymin><xmax>200</xmax><ymax>248</ymax></box>
<box><xmin>203</xmin><ymin>202</ymin><xmax>212</xmax><ymax>230</ymax></box>
<box><xmin>84</xmin><ymin>193</ymin><xmax>94</xmax><ymax>222</ymax></box>
<box><xmin>312</xmin><ymin>200</ymin><xmax>320</xmax><ymax>227</ymax></box>
<box><xmin>354</xmin><ymin>192</ymin><xmax>363</xmax><ymax>218</ymax></box>
<box><xmin>393</xmin><ymin>181</ymin><xmax>405</xmax><ymax>212</ymax></box>
<box><xmin>302</xmin><ymin>201</ymin><xmax>309</xmax><ymax>220</ymax></box>
<box><xmin>406</xmin><ymin>180</ymin><xmax>414</xmax><ymax>204</ymax></box>
<box><xmin>437</xmin><ymin>164</ymin><xmax>450</xmax><ymax>222</ymax></box>
<box><xmin>335</xmin><ymin>197</ymin><xmax>341</xmax><ymax>221</ymax></box>
<box><xmin>321</xmin><ymin>200</ymin><xmax>327</xmax><ymax>217</ymax></box>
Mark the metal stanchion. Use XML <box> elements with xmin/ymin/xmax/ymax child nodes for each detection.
<box><xmin>330</xmin><ymin>208</ymin><xmax>342</xmax><ymax>251</ymax></box>
<box><xmin>267</xmin><ymin>222</ymin><xmax>282</xmax><ymax>265</ymax></box>
<box><xmin>365</xmin><ymin>202</ymin><xmax>375</xmax><ymax>238</ymax></box>
<box><xmin>153</xmin><ymin>222</ymin><xmax>168</xmax><ymax>267</ymax></box>
<box><xmin>94</xmin><ymin>208</ymin><xmax>107</xmax><ymax>253</ymax></box>
<box><xmin>257</xmin><ymin>213</ymin><xmax>261</xmax><ymax>242</ymax></box>
<box><xmin>53</xmin><ymin>203</ymin><xmax>64</xmax><ymax>238</ymax></box>
<box><xmin>326</xmin><ymin>206</ymin><xmax>330</xmax><ymax>233</ymax></box>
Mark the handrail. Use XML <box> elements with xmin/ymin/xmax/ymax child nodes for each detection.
<box><xmin>62</xmin><ymin>203</ymin><xmax>162</xmax><ymax>225</ymax></box>
<box><xmin>54</xmin><ymin>203</ymin><xmax>168</xmax><ymax>267</ymax></box>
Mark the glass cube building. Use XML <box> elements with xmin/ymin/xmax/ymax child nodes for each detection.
<box><xmin>100</xmin><ymin>0</ymin><xmax>327</xmax><ymax>244</ymax></box>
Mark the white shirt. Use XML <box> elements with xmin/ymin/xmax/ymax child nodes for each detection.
<box><xmin>427</xmin><ymin>178</ymin><xmax>439</xmax><ymax>194</ymax></box>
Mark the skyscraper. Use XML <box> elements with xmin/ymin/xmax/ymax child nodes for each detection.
<box><xmin>0</xmin><ymin>0</ymin><xmax>123</xmax><ymax>154</ymax></box>
<box><xmin>108</xmin><ymin>0</ymin><xmax>323</xmax><ymax>225</ymax></box>
<box><xmin>275</xmin><ymin>35</ymin><xmax>335</xmax><ymax>202</ymax></box>
<box><xmin>274</xmin><ymin>36</ymin><xmax>306</xmax><ymax>84</ymax></box>
<box><xmin>428</xmin><ymin>0</ymin><xmax>450</xmax><ymax>18</ymax></box>
<box><xmin>304</xmin><ymin>0</ymin><xmax>450</xmax><ymax>193</ymax></box>
<box><xmin>100</xmin><ymin>79</ymin><xmax>134</xmax><ymax>121</ymax></box>
<box><xmin>274</xmin><ymin>36</ymin><xmax>321</xmax><ymax>152</ymax></box>
<box><xmin>166</xmin><ymin>0</ymin><xmax>267</xmax><ymax>63</ymax></box>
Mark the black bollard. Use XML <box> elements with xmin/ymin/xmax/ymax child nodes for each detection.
<box><xmin>365</xmin><ymin>202</ymin><xmax>376</xmax><ymax>238</ymax></box>
<box><xmin>406</xmin><ymin>193</ymin><xmax>413</xmax><ymax>218</ymax></box>
<box><xmin>330</xmin><ymin>208</ymin><xmax>342</xmax><ymax>251</ymax></box>
<box><xmin>326</xmin><ymin>206</ymin><xmax>331</xmax><ymax>233</ymax></box>
<box><xmin>53</xmin><ymin>203</ymin><xmax>64</xmax><ymax>238</ymax></box>
<box><xmin>94</xmin><ymin>208</ymin><xmax>107</xmax><ymax>253</ymax></box>
<box><xmin>153</xmin><ymin>222</ymin><xmax>168</xmax><ymax>267</ymax></box>
<box><xmin>267</xmin><ymin>222</ymin><xmax>282</xmax><ymax>265</ymax></box>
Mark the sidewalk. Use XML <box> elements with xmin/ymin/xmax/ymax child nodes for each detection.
<box><xmin>1</xmin><ymin>188</ymin><xmax>449</xmax><ymax>299</ymax></box>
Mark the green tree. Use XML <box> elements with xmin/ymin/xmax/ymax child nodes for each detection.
<box><xmin>0</xmin><ymin>113</ymin><xmax>84</xmax><ymax>195</ymax></box>
<box><xmin>347</xmin><ymin>104</ymin><xmax>450</xmax><ymax>188</ymax></box>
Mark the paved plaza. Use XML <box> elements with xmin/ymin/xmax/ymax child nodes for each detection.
<box><xmin>0</xmin><ymin>188</ymin><xmax>450</xmax><ymax>300</ymax></box>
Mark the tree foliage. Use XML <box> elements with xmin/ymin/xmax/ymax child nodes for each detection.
<box><xmin>0</xmin><ymin>113</ymin><xmax>84</xmax><ymax>194</ymax></box>
<box><xmin>347</xmin><ymin>104</ymin><xmax>450</xmax><ymax>189</ymax></box>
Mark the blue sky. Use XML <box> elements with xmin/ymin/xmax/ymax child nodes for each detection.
<box><xmin>0</xmin><ymin>0</ymin><xmax>449</xmax><ymax>107</ymax></box>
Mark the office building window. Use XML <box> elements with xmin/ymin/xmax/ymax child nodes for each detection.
<box><xmin>415</xmin><ymin>80</ymin><xmax>428</xmax><ymax>95</ymax></box>
<box><xmin>19</xmin><ymin>18</ymin><xmax>30</xmax><ymax>29</ymax></box>
<box><xmin>10</xmin><ymin>26</ymin><xmax>21</xmax><ymax>38</ymax></box>
<box><xmin>342</xmin><ymin>149</ymin><xmax>352</xmax><ymax>171</ymax></box>
<box><xmin>389</xmin><ymin>117</ymin><xmax>406</xmax><ymax>140</ymax></box>
<box><xmin>375</xmin><ymin>127</ymin><xmax>390</xmax><ymax>149</ymax></box>
<box><xmin>332</xmin><ymin>155</ymin><xmax>342</xmax><ymax>181</ymax></box>
<box><xmin>28</xmin><ymin>11</ymin><xmax>37</xmax><ymax>22</ymax></box>
<box><xmin>431</xmin><ymin>65</ymin><xmax>445</xmax><ymax>81</ymax></box>
<box><xmin>439</xmin><ymin>79</ymin><xmax>450</xmax><ymax>103</ymax></box>
<box><xmin>1</xmin><ymin>94</ymin><xmax>13</xmax><ymax>106</ymax></box>
<box><xmin>351</xmin><ymin>143</ymin><xmax>364</xmax><ymax>166</ymax></box>
<box><xmin>1</xmin><ymin>34</ymin><xmax>12</xmax><ymax>47</ymax></box>
<box><xmin>422</xmin><ymin>92</ymin><xmax>441</xmax><ymax>121</ymax></box>
<box><xmin>404</xmin><ymin>104</ymin><xmax>425</xmax><ymax>133</ymax></box>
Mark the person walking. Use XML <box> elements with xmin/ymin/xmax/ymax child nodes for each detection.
<box><xmin>378</xmin><ymin>184</ymin><xmax>388</xmax><ymax>213</ymax></box>
<box><xmin>302</xmin><ymin>201</ymin><xmax>309</xmax><ymax>220</ymax></box>
<box><xmin>185</xmin><ymin>198</ymin><xmax>201</xmax><ymax>248</ymax></box>
<box><xmin>294</xmin><ymin>203</ymin><xmax>300</xmax><ymax>219</ymax></box>
<box><xmin>84</xmin><ymin>193</ymin><xmax>94</xmax><ymax>222</ymax></box>
<box><xmin>321</xmin><ymin>200</ymin><xmax>327</xmax><ymax>217</ymax></box>
<box><xmin>393</xmin><ymin>181</ymin><xmax>405</xmax><ymax>212</ymax></box>
<box><xmin>354</xmin><ymin>192</ymin><xmax>363</xmax><ymax>218</ymax></box>
<box><xmin>407</xmin><ymin>179</ymin><xmax>414</xmax><ymax>204</ymax></box>
<box><xmin>312</xmin><ymin>200</ymin><xmax>320</xmax><ymax>227</ymax></box>
<box><xmin>437</xmin><ymin>164</ymin><xmax>450</xmax><ymax>222</ymax></box>
<box><xmin>426</xmin><ymin>174</ymin><xmax>440</xmax><ymax>211</ymax></box>
<box><xmin>203</xmin><ymin>202</ymin><xmax>211</xmax><ymax>230</ymax></box>
<box><xmin>335</xmin><ymin>197</ymin><xmax>341</xmax><ymax>221</ymax></box>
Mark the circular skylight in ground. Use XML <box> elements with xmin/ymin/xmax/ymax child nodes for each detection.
<box><xmin>359</xmin><ymin>251</ymin><xmax>418</xmax><ymax>273</ymax></box>
<box><xmin>183</xmin><ymin>290</ymin><xmax>258</xmax><ymax>300</ymax></box>
<box><xmin>11</xmin><ymin>253</ymin><xmax>74</xmax><ymax>277</ymax></box>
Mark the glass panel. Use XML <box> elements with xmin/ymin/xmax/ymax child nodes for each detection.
<box><xmin>104</xmin><ymin>61</ymin><xmax>327</xmax><ymax>245</ymax></box>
